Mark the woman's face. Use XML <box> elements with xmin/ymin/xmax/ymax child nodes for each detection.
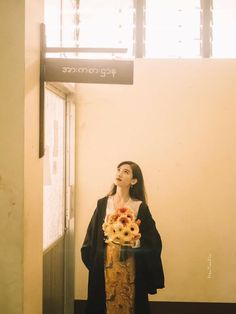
<box><xmin>114</xmin><ymin>164</ymin><xmax>137</xmax><ymax>188</ymax></box>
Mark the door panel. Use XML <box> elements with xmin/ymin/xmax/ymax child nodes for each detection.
<box><xmin>43</xmin><ymin>237</ymin><xmax>65</xmax><ymax>314</ymax></box>
<box><xmin>43</xmin><ymin>87</ymin><xmax>75</xmax><ymax>314</ymax></box>
<box><xmin>43</xmin><ymin>88</ymin><xmax>66</xmax><ymax>314</ymax></box>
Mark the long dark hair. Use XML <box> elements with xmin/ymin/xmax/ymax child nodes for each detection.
<box><xmin>108</xmin><ymin>161</ymin><xmax>147</xmax><ymax>203</ymax></box>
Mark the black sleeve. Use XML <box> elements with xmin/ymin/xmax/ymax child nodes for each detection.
<box><xmin>138</xmin><ymin>203</ymin><xmax>165</xmax><ymax>293</ymax></box>
<box><xmin>81</xmin><ymin>205</ymin><xmax>99</xmax><ymax>270</ymax></box>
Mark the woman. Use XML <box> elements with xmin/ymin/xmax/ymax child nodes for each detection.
<box><xmin>81</xmin><ymin>161</ymin><xmax>164</xmax><ymax>314</ymax></box>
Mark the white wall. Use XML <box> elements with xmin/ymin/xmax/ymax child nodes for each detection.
<box><xmin>75</xmin><ymin>59</ymin><xmax>236</xmax><ymax>303</ymax></box>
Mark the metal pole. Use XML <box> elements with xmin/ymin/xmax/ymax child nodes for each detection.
<box><xmin>39</xmin><ymin>23</ymin><xmax>46</xmax><ymax>158</ymax></box>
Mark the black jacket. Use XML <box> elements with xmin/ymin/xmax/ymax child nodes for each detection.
<box><xmin>81</xmin><ymin>196</ymin><xmax>164</xmax><ymax>314</ymax></box>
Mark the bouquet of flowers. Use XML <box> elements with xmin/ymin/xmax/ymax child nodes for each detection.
<box><xmin>102</xmin><ymin>207</ymin><xmax>141</xmax><ymax>260</ymax></box>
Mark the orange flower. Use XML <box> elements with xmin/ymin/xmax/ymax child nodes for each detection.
<box><xmin>117</xmin><ymin>207</ymin><xmax>135</xmax><ymax>222</ymax></box>
<box><xmin>118</xmin><ymin>207</ymin><xmax>128</xmax><ymax>214</ymax></box>
<box><xmin>107</xmin><ymin>213</ymin><xmax>119</xmax><ymax>224</ymax></box>
<box><xmin>103</xmin><ymin>207</ymin><xmax>141</xmax><ymax>246</ymax></box>
<box><xmin>126</xmin><ymin>212</ymin><xmax>134</xmax><ymax>221</ymax></box>
<box><xmin>118</xmin><ymin>215</ymin><xmax>129</xmax><ymax>225</ymax></box>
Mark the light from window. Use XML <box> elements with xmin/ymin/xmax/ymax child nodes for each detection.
<box><xmin>212</xmin><ymin>0</ymin><xmax>236</xmax><ymax>58</ymax></box>
<box><xmin>145</xmin><ymin>0</ymin><xmax>201</xmax><ymax>58</ymax></box>
<box><xmin>44</xmin><ymin>0</ymin><xmax>61</xmax><ymax>47</ymax></box>
<box><xmin>77</xmin><ymin>0</ymin><xmax>134</xmax><ymax>59</ymax></box>
<box><xmin>61</xmin><ymin>0</ymin><xmax>77</xmax><ymax>48</ymax></box>
<box><xmin>44</xmin><ymin>0</ymin><xmax>236</xmax><ymax>59</ymax></box>
<box><xmin>45</xmin><ymin>0</ymin><xmax>77</xmax><ymax>58</ymax></box>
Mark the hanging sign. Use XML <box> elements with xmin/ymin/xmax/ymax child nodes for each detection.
<box><xmin>44</xmin><ymin>58</ymin><xmax>134</xmax><ymax>85</ymax></box>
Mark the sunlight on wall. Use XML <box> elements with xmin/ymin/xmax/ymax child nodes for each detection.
<box><xmin>75</xmin><ymin>59</ymin><xmax>236</xmax><ymax>303</ymax></box>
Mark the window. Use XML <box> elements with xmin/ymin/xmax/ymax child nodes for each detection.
<box><xmin>44</xmin><ymin>0</ymin><xmax>77</xmax><ymax>47</ymax></box>
<box><xmin>77</xmin><ymin>0</ymin><xmax>134</xmax><ymax>59</ymax></box>
<box><xmin>145</xmin><ymin>0</ymin><xmax>201</xmax><ymax>58</ymax></box>
<box><xmin>212</xmin><ymin>0</ymin><xmax>236</xmax><ymax>57</ymax></box>
<box><xmin>44</xmin><ymin>0</ymin><xmax>77</xmax><ymax>58</ymax></box>
<box><xmin>44</xmin><ymin>0</ymin><xmax>61</xmax><ymax>47</ymax></box>
<box><xmin>44</xmin><ymin>0</ymin><xmax>236</xmax><ymax>59</ymax></box>
<box><xmin>43</xmin><ymin>89</ymin><xmax>66</xmax><ymax>250</ymax></box>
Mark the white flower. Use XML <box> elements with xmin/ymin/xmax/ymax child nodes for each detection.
<box><xmin>113</xmin><ymin>222</ymin><xmax>123</xmax><ymax>233</ymax></box>
<box><xmin>120</xmin><ymin>226</ymin><xmax>133</xmax><ymax>244</ymax></box>
<box><xmin>128</xmin><ymin>222</ymin><xmax>139</xmax><ymax>236</ymax></box>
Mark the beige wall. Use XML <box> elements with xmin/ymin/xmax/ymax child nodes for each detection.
<box><xmin>24</xmin><ymin>1</ymin><xmax>44</xmax><ymax>313</ymax></box>
<box><xmin>0</xmin><ymin>1</ymin><xmax>43</xmax><ymax>313</ymax></box>
<box><xmin>75</xmin><ymin>59</ymin><xmax>236</xmax><ymax>302</ymax></box>
<box><xmin>0</xmin><ymin>2</ymin><xmax>25</xmax><ymax>312</ymax></box>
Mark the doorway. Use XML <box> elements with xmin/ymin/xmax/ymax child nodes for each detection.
<box><xmin>43</xmin><ymin>85</ymin><xmax>75</xmax><ymax>314</ymax></box>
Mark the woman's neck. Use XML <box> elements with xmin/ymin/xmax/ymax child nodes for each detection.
<box><xmin>113</xmin><ymin>187</ymin><xmax>130</xmax><ymax>208</ymax></box>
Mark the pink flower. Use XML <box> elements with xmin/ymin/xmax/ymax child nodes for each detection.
<box><xmin>136</xmin><ymin>219</ymin><xmax>141</xmax><ymax>226</ymax></box>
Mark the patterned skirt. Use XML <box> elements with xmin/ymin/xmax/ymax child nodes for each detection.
<box><xmin>104</xmin><ymin>242</ymin><xmax>135</xmax><ymax>314</ymax></box>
